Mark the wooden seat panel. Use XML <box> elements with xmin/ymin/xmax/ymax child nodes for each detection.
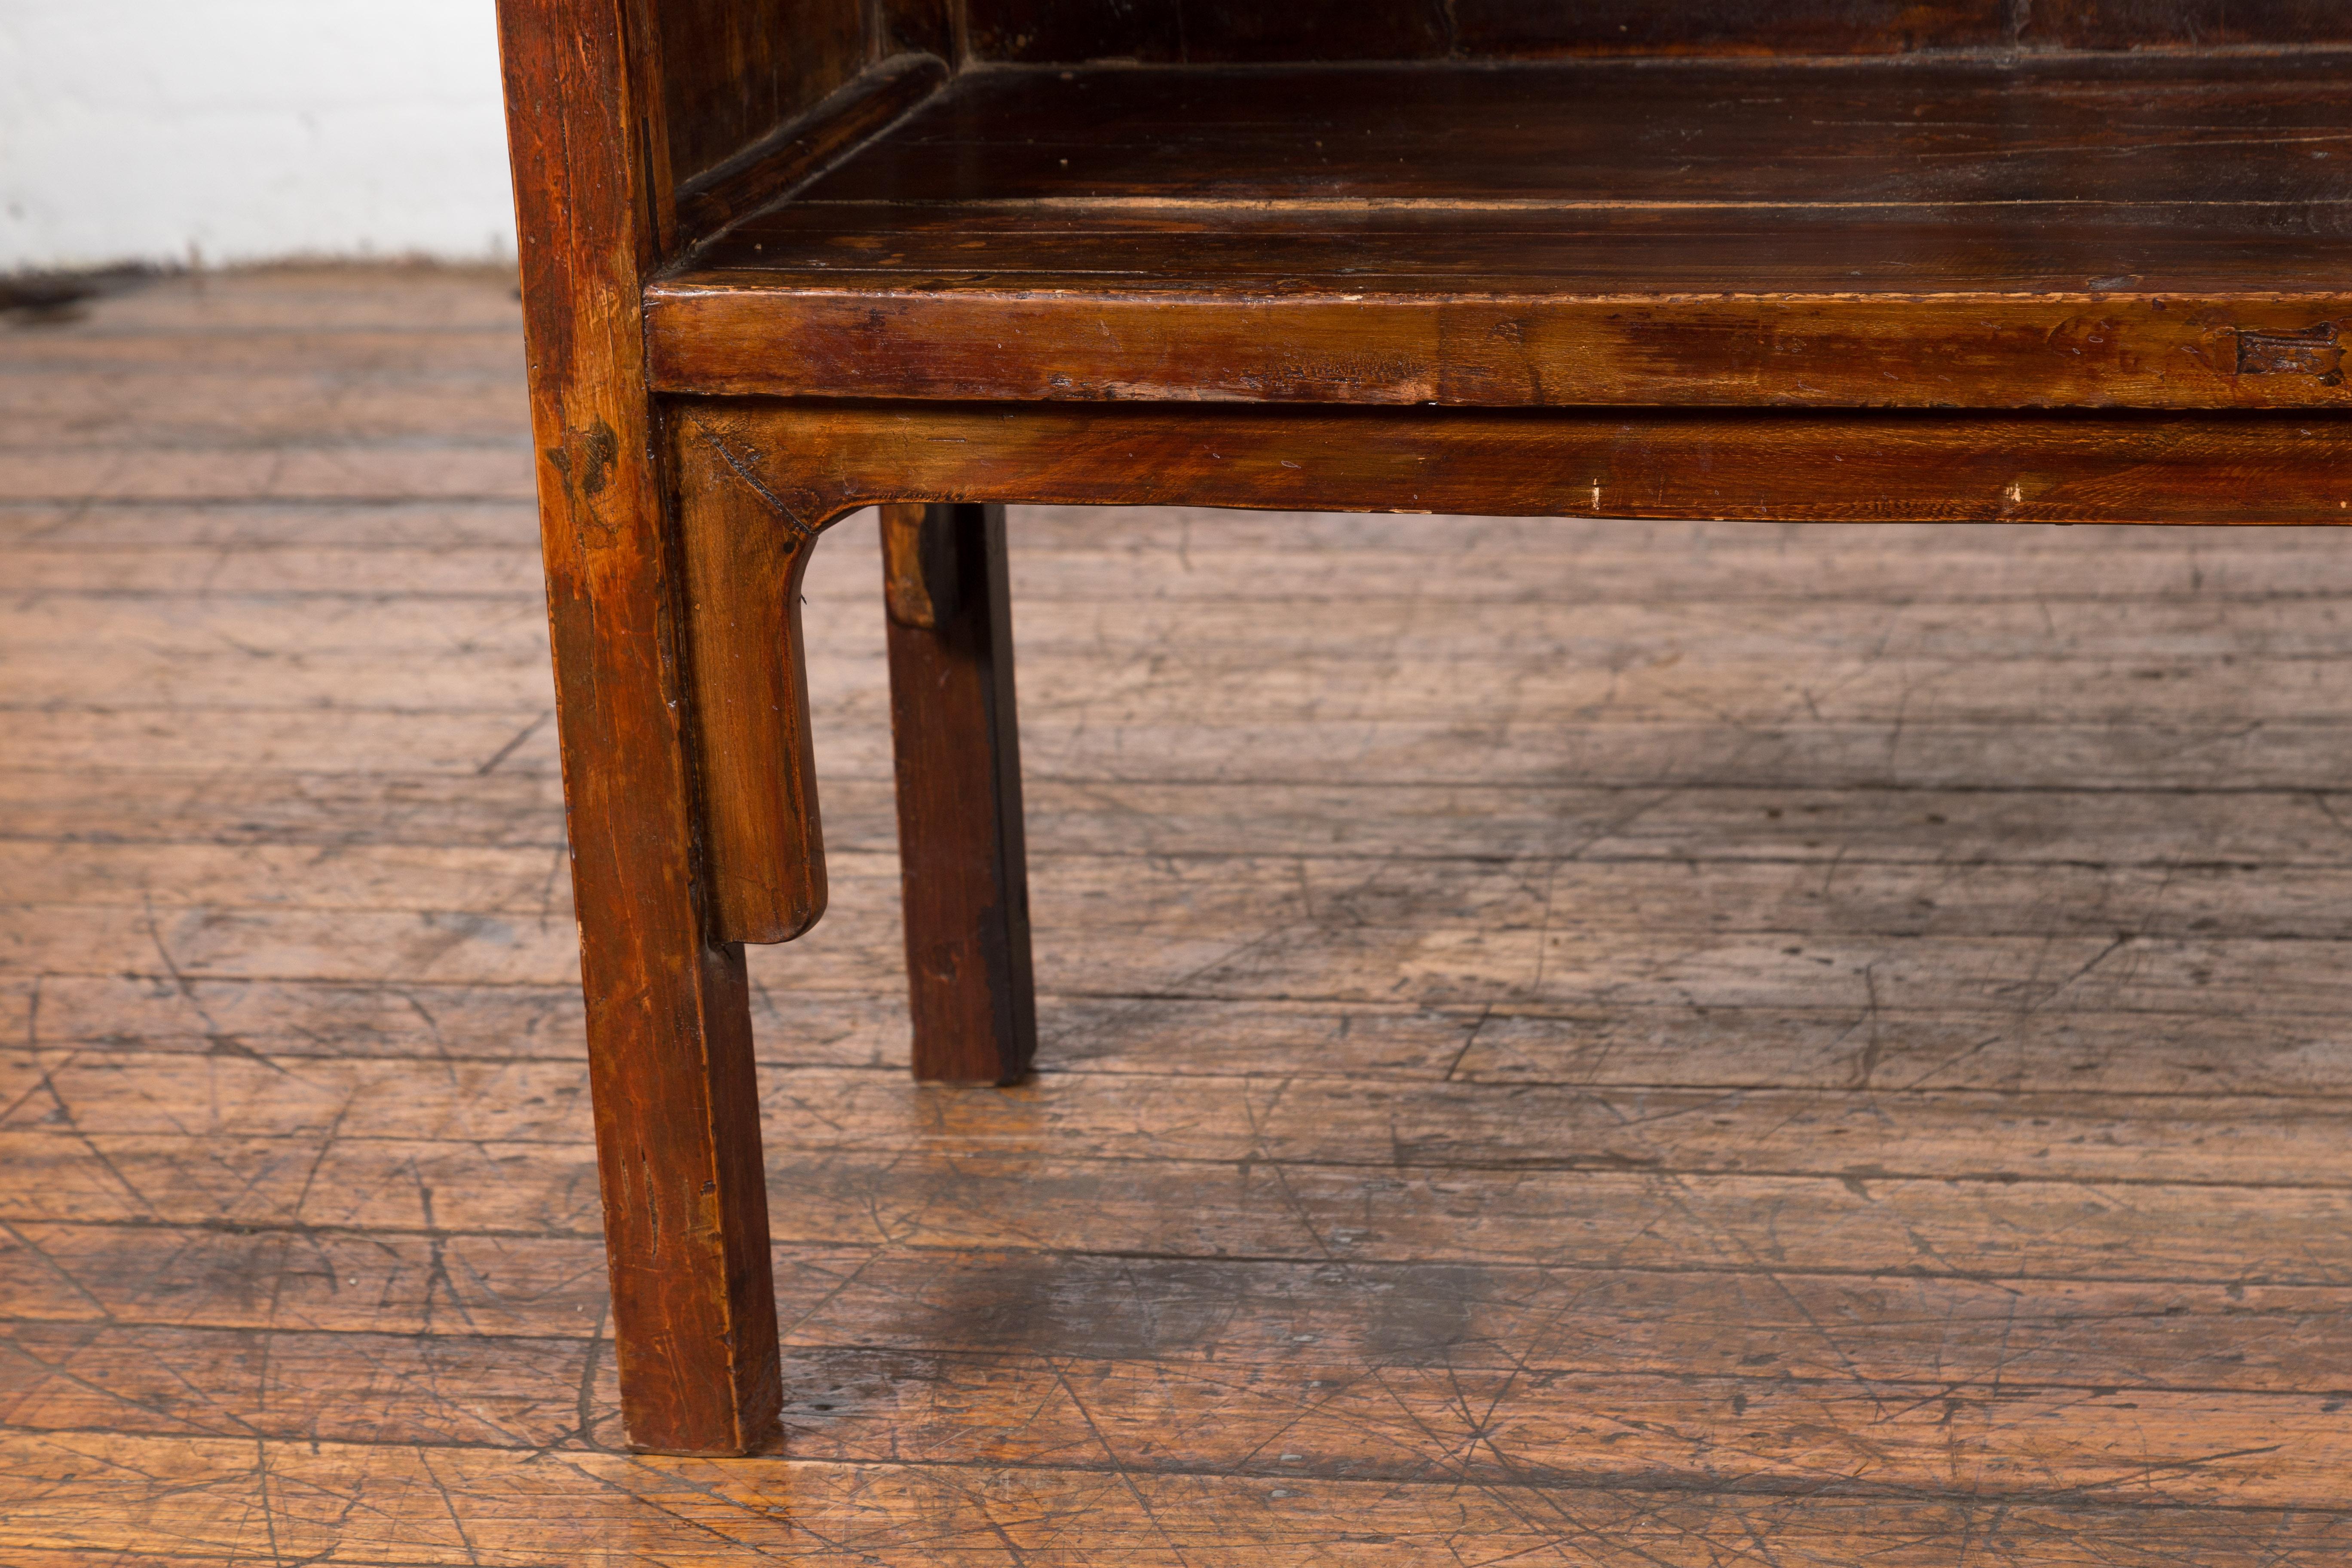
<box><xmin>649</xmin><ymin>53</ymin><xmax>2352</xmax><ymax>409</ymax></box>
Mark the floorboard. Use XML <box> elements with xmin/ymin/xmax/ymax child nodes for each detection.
<box><xmin>3</xmin><ymin>264</ymin><xmax>2350</xmax><ymax>1561</ymax></box>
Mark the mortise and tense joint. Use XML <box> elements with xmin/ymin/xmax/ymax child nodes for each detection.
<box><xmin>2237</xmin><ymin>324</ymin><xmax>2344</xmax><ymax>385</ymax></box>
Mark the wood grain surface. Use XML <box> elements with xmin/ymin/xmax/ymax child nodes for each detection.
<box><xmin>675</xmin><ymin>414</ymin><xmax>830</xmax><ymax>946</ymax></box>
<box><xmin>669</xmin><ymin>398</ymin><xmax>2352</xmax><ymax>528</ymax></box>
<box><xmin>882</xmin><ymin>504</ymin><xmax>1038</xmax><ymax>1084</ymax></box>
<box><xmin>957</xmin><ymin>0</ymin><xmax>2352</xmax><ymax>62</ymax></box>
<box><xmin>499</xmin><ymin>0</ymin><xmax>781</xmax><ymax>1454</ymax></box>
<box><xmin>6</xmin><ymin>264</ymin><xmax>2352</xmax><ymax>1559</ymax></box>
<box><xmin>649</xmin><ymin>0</ymin><xmax>868</xmax><ymax>195</ymax></box>
<box><xmin>674</xmin><ymin>52</ymin><xmax>949</xmax><ymax>247</ymax></box>
<box><xmin>658</xmin><ymin>53</ymin><xmax>2352</xmax><ymax>410</ymax></box>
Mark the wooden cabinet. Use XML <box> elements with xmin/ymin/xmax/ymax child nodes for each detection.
<box><xmin>493</xmin><ymin>0</ymin><xmax>2352</xmax><ymax>1452</ymax></box>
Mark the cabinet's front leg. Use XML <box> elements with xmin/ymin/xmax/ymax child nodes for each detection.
<box><xmin>498</xmin><ymin>0</ymin><xmax>788</xmax><ymax>1453</ymax></box>
<box><xmin>538</xmin><ymin>415</ymin><xmax>783</xmax><ymax>1456</ymax></box>
<box><xmin>882</xmin><ymin>503</ymin><xmax>1038</xmax><ymax>1084</ymax></box>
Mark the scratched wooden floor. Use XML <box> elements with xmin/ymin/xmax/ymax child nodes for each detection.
<box><xmin>6</xmin><ymin>264</ymin><xmax>2352</xmax><ymax>1564</ymax></box>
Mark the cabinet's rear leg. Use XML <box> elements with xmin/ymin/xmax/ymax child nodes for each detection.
<box><xmin>882</xmin><ymin>503</ymin><xmax>1038</xmax><ymax>1084</ymax></box>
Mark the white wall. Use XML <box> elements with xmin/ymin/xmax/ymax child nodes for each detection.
<box><xmin>0</xmin><ymin>0</ymin><xmax>516</xmax><ymax>273</ymax></box>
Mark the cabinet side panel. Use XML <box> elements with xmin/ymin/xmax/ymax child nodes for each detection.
<box><xmin>959</xmin><ymin>0</ymin><xmax>2352</xmax><ymax>60</ymax></box>
<box><xmin>961</xmin><ymin>0</ymin><xmax>2010</xmax><ymax>62</ymax></box>
<box><xmin>653</xmin><ymin>0</ymin><xmax>873</xmax><ymax>187</ymax></box>
<box><xmin>2023</xmin><ymin>0</ymin><xmax>2352</xmax><ymax>46</ymax></box>
<box><xmin>880</xmin><ymin>0</ymin><xmax>956</xmax><ymax>59</ymax></box>
<box><xmin>1456</xmin><ymin>0</ymin><xmax>2006</xmax><ymax>57</ymax></box>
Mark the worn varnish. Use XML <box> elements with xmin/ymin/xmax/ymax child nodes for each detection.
<box><xmin>650</xmin><ymin>0</ymin><xmax>871</xmax><ymax>194</ymax></box>
<box><xmin>673</xmin><ymin>52</ymin><xmax>948</xmax><ymax>246</ymax></box>
<box><xmin>669</xmin><ymin>400</ymin><xmax>2352</xmax><ymax>527</ymax></box>
<box><xmin>881</xmin><ymin>503</ymin><xmax>1037</xmax><ymax>1084</ymax></box>
<box><xmin>674</xmin><ymin>415</ymin><xmax>830</xmax><ymax>946</ymax></box>
<box><xmin>657</xmin><ymin>54</ymin><xmax>2352</xmax><ymax>409</ymax></box>
<box><xmin>957</xmin><ymin>0</ymin><xmax>2352</xmax><ymax>62</ymax></box>
<box><xmin>498</xmin><ymin>0</ymin><xmax>2352</xmax><ymax>1462</ymax></box>
<box><xmin>499</xmin><ymin>0</ymin><xmax>782</xmax><ymax>1454</ymax></box>
<box><xmin>6</xmin><ymin>265</ymin><xmax>2352</xmax><ymax>1558</ymax></box>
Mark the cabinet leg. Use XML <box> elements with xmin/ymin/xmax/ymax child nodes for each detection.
<box><xmin>882</xmin><ymin>503</ymin><xmax>1038</xmax><ymax>1084</ymax></box>
<box><xmin>540</xmin><ymin>422</ymin><xmax>784</xmax><ymax>1456</ymax></box>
